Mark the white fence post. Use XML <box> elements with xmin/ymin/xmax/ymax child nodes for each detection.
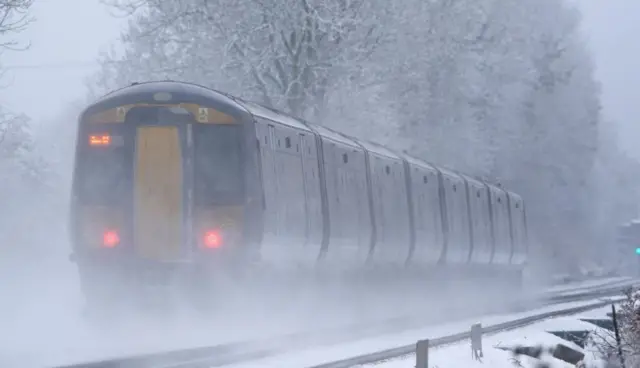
<box><xmin>471</xmin><ymin>323</ymin><xmax>483</xmax><ymax>360</ymax></box>
<box><xmin>416</xmin><ymin>339</ymin><xmax>429</xmax><ymax>368</ymax></box>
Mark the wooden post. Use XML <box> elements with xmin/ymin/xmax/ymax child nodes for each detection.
<box><xmin>416</xmin><ymin>339</ymin><xmax>429</xmax><ymax>368</ymax></box>
<box><xmin>612</xmin><ymin>304</ymin><xmax>627</xmax><ymax>368</ymax></box>
<box><xmin>471</xmin><ymin>323</ymin><xmax>483</xmax><ymax>360</ymax></box>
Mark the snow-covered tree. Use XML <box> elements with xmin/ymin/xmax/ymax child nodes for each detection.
<box><xmin>584</xmin><ymin>119</ymin><xmax>640</xmax><ymax>272</ymax></box>
<box><xmin>504</xmin><ymin>0</ymin><xmax>601</xmax><ymax>266</ymax></box>
<box><xmin>378</xmin><ymin>0</ymin><xmax>602</xmax><ymax>268</ymax></box>
<box><xmin>95</xmin><ymin>0</ymin><xmax>390</xmax><ymax>122</ymax></box>
<box><xmin>0</xmin><ymin>0</ymin><xmax>59</xmax><ymax>259</ymax></box>
<box><xmin>91</xmin><ymin>0</ymin><xmax>610</xmax><ymax>273</ymax></box>
<box><xmin>0</xmin><ymin>0</ymin><xmax>38</xmax><ymax>187</ymax></box>
<box><xmin>0</xmin><ymin>108</ymin><xmax>54</xmax><ymax>258</ymax></box>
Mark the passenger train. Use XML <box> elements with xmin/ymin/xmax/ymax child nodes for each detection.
<box><xmin>69</xmin><ymin>81</ymin><xmax>528</xmax><ymax>309</ymax></box>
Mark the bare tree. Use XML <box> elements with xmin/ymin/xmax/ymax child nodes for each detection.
<box><xmin>0</xmin><ymin>0</ymin><xmax>34</xmax><ymax>50</ymax></box>
<box><xmin>0</xmin><ymin>0</ymin><xmax>34</xmax><ymax>161</ymax></box>
<box><xmin>0</xmin><ymin>0</ymin><xmax>35</xmax><ymax>157</ymax></box>
<box><xmin>588</xmin><ymin>289</ymin><xmax>640</xmax><ymax>367</ymax></box>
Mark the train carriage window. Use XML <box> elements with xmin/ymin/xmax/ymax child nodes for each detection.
<box><xmin>194</xmin><ymin>124</ymin><xmax>244</xmax><ymax>203</ymax></box>
<box><xmin>343</xmin><ymin>153</ymin><xmax>348</xmax><ymax>164</ymax></box>
<box><xmin>285</xmin><ymin>137</ymin><xmax>291</xmax><ymax>149</ymax></box>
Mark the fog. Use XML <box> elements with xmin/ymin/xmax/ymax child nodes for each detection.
<box><xmin>1</xmin><ymin>0</ymin><xmax>640</xmax><ymax>366</ymax></box>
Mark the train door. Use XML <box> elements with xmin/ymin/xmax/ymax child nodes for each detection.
<box><xmin>134</xmin><ymin>125</ymin><xmax>184</xmax><ymax>261</ymax></box>
<box><xmin>125</xmin><ymin>107</ymin><xmax>192</xmax><ymax>262</ymax></box>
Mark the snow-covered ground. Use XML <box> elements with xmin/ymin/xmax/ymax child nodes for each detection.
<box><xmin>0</xmin><ymin>255</ymin><xmax>629</xmax><ymax>368</ymax></box>
<box><xmin>224</xmin><ymin>299</ymin><xmax>618</xmax><ymax>368</ymax></box>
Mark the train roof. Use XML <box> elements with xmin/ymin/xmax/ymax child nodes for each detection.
<box><xmin>356</xmin><ymin>139</ymin><xmax>402</xmax><ymax>160</ymax></box>
<box><xmin>312</xmin><ymin>125</ymin><xmax>361</xmax><ymax>147</ymax></box>
<box><xmin>83</xmin><ymin>81</ymin><xmax>251</xmax><ymax>121</ymax></box>
<box><xmin>89</xmin><ymin>81</ymin><xmax>519</xmax><ymax>200</ymax></box>
<box><xmin>91</xmin><ymin>81</ymin><xmax>246</xmax><ymax>111</ymax></box>
<box><xmin>438</xmin><ymin>166</ymin><xmax>464</xmax><ymax>181</ymax></box>
<box><xmin>237</xmin><ymin>99</ymin><xmax>313</xmax><ymax>132</ymax></box>
<box><xmin>402</xmin><ymin>155</ymin><xmax>439</xmax><ymax>171</ymax></box>
<box><xmin>461</xmin><ymin>174</ymin><xmax>486</xmax><ymax>188</ymax></box>
<box><xmin>506</xmin><ymin>191</ymin><xmax>523</xmax><ymax>201</ymax></box>
<box><xmin>486</xmin><ymin>183</ymin><xmax>507</xmax><ymax>197</ymax></box>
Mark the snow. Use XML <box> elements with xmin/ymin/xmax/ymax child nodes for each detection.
<box><xmin>1</xmin><ymin>263</ymin><xmax>630</xmax><ymax>368</ymax></box>
<box><xmin>225</xmin><ymin>300</ymin><xmax>619</xmax><ymax>368</ymax></box>
<box><xmin>359</xmin><ymin>305</ymin><xmax>615</xmax><ymax>368</ymax></box>
<box><xmin>355</xmin><ymin>330</ymin><xmax>579</xmax><ymax>368</ymax></box>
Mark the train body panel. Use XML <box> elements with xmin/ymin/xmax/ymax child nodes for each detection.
<box><xmin>270</xmin><ymin>122</ymin><xmax>309</xmax><ymax>261</ymax></box>
<box><xmin>299</xmin><ymin>132</ymin><xmax>324</xmax><ymax>260</ymax></box>
<box><xmin>464</xmin><ymin>176</ymin><xmax>493</xmax><ymax>264</ymax></box>
<box><xmin>487</xmin><ymin>184</ymin><xmax>512</xmax><ymax>264</ymax></box>
<box><xmin>439</xmin><ymin>169</ymin><xmax>472</xmax><ymax>264</ymax></box>
<box><xmin>318</xmin><ymin>132</ymin><xmax>371</xmax><ymax>265</ymax></box>
<box><xmin>403</xmin><ymin>157</ymin><xmax>444</xmax><ymax>265</ymax></box>
<box><xmin>358</xmin><ymin>141</ymin><xmax>412</xmax><ymax>266</ymax></box>
<box><xmin>248</xmin><ymin>106</ymin><xmax>321</xmax><ymax>267</ymax></box>
<box><xmin>507</xmin><ymin>191</ymin><xmax>528</xmax><ymax>265</ymax></box>
<box><xmin>70</xmin><ymin>81</ymin><xmax>529</xmax><ymax>309</ymax></box>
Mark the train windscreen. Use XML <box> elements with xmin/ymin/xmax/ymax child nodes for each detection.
<box><xmin>74</xmin><ymin>127</ymin><xmax>130</xmax><ymax>204</ymax></box>
<box><xmin>193</xmin><ymin>124</ymin><xmax>244</xmax><ymax>204</ymax></box>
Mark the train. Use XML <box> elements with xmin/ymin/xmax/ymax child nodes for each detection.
<box><xmin>69</xmin><ymin>81</ymin><xmax>529</xmax><ymax>311</ymax></box>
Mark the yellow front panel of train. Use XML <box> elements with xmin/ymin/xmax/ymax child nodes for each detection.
<box><xmin>134</xmin><ymin>126</ymin><xmax>183</xmax><ymax>260</ymax></box>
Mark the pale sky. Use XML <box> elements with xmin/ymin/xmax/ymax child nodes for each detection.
<box><xmin>577</xmin><ymin>0</ymin><xmax>640</xmax><ymax>157</ymax></box>
<box><xmin>0</xmin><ymin>0</ymin><xmax>638</xmax><ymax>157</ymax></box>
<box><xmin>0</xmin><ymin>0</ymin><xmax>125</xmax><ymax>119</ymax></box>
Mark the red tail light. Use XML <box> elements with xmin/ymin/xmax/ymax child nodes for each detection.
<box><xmin>103</xmin><ymin>230</ymin><xmax>120</xmax><ymax>248</ymax></box>
<box><xmin>203</xmin><ymin>230</ymin><xmax>222</xmax><ymax>249</ymax></box>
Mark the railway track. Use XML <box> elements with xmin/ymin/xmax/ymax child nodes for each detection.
<box><xmin>54</xmin><ymin>279</ymin><xmax>638</xmax><ymax>368</ymax></box>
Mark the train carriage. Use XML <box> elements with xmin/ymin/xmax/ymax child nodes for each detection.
<box><xmin>70</xmin><ymin>81</ymin><xmax>529</xmax><ymax>311</ymax></box>
<box><xmin>70</xmin><ymin>83</ymin><xmax>265</xmax><ymax>305</ymax></box>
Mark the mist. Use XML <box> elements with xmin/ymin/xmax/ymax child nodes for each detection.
<box><xmin>1</xmin><ymin>0</ymin><xmax>639</xmax><ymax>366</ymax></box>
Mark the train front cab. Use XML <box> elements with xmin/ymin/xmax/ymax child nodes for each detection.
<box><xmin>69</xmin><ymin>84</ymin><xmax>261</xmax><ymax>311</ymax></box>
